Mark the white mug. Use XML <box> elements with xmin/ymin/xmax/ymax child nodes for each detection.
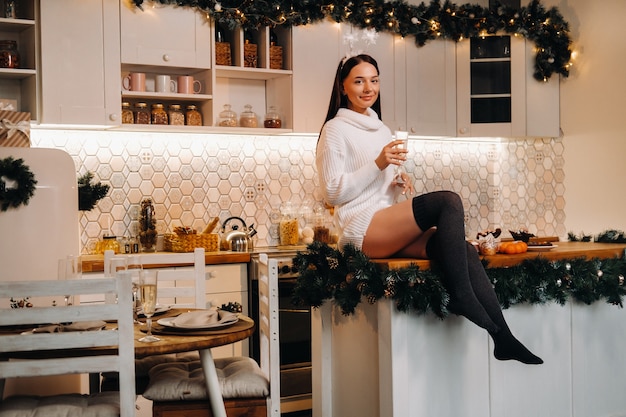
<box><xmin>177</xmin><ymin>75</ymin><xmax>202</xmax><ymax>94</ymax></box>
<box><xmin>155</xmin><ymin>75</ymin><xmax>177</xmax><ymax>93</ymax></box>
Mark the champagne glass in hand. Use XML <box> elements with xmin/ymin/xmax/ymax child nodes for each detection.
<box><xmin>138</xmin><ymin>270</ymin><xmax>160</xmax><ymax>342</ymax></box>
<box><xmin>393</xmin><ymin>131</ymin><xmax>409</xmax><ymax>184</ymax></box>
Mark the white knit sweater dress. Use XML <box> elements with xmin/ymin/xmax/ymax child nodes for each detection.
<box><xmin>316</xmin><ymin>107</ymin><xmax>396</xmax><ymax>249</ymax></box>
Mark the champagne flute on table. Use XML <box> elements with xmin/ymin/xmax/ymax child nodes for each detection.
<box><xmin>138</xmin><ymin>269</ymin><xmax>160</xmax><ymax>342</ymax></box>
<box><xmin>58</xmin><ymin>255</ymin><xmax>82</xmax><ymax>306</ymax></box>
<box><xmin>127</xmin><ymin>255</ymin><xmax>143</xmax><ymax>323</ymax></box>
<box><xmin>393</xmin><ymin>130</ymin><xmax>409</xmax><ymax>185</ymax></box>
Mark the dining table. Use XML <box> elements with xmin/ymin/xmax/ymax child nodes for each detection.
<box><xmin>1</xmin><ymin>308</ymin><xmax>255</xmax><ymax>417</ymax></box>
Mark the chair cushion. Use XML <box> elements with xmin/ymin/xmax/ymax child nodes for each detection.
<box><xmin>0</xmin><ymin>392</ymin><xmax>121</xmax><ymax>417</ymax></box>
<box><xmin>142</xmin><ymin>357</ymin><xmax>269</xmax><ymax>401</ymax></box>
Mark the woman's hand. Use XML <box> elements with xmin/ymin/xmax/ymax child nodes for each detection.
<box><xmin>375</xmin><ymin>139</ymin><xmax>408</xmax><ymax>170</ymax></box>
<box><xmin>393</xmin><ymin>172</ymin><xmax>414</xmax><ymax>195</ymax></box>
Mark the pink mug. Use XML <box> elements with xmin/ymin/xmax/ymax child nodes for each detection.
<box><xmin>122</xmin><ymin>72</ymin><xmax>146</xmax><ymax>92</ymax></box>
<box><xmin>177</xmin><ymin>76</ymin><xmax>201</xmax><ymax>94</ymax></box>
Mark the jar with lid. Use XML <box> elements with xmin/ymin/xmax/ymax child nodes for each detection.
<box><xmin>134</xmin><ymin>102</ymin><xmax>150</xmax><ymax>124</ymax></box>
<box><xmin>217</xmin><ymin>104</ymin><xmax>237</xmax><ymax>127</ymax></box>
<box><xmin>239</xmin><ymin>104</ymin><xmax>258</xmax><ymax>128</ymax></box>
<box><xmin>0</xmin><ymin>40</ymin><xmax>19</xmax><ymax>68</ymax></box>
<box><xmin>313</xmin><ymin>209</ymin><xmax>331</xmax><ymax>244</ymax></box>
<box><xmin>121</xmin><ymin>102</ymin><xmax>134</xmax><ymax>124</ymax></box>
<box><xmin>151</xmin><ymin>103</ymin><xmax>168</xmax><ymax>125</ymax></box>
<box><xmin>185</xmin><ymin>105</ymin><xmax>202</xmax><ymax>126</ymax></box>
<box><xmin>168</xmin><ymin>104</ymin><xmax>184</xmax><ymax>125</ymax></box>
<box><xmin>95</xmin><ymin>235</ymin><xmax>121</xmax><ymax>254</ymax></box>
<box><xmin>264</xmin><ymin>106</ymin><xmax>282</xmax><ymax>128</ymax></box>
<box><xmin>279</xmin><ymin>202</ymin><xmax>299</xmax><ymax>246</ymax></box>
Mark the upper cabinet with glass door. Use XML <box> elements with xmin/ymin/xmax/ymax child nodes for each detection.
<box><xmin>456</xmin><ymin>34</ymin><xmax>560</xmax><ymax>138</ymax></box>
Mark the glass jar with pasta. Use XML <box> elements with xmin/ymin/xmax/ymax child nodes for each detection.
<box><xmin>279</xmin><ymin>202</ymin><xmax>299</xmax><ymax>246</ymax></box>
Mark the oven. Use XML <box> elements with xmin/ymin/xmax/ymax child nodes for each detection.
<box><xmin>250</xmin><ymin>252</ymin><xmax>312</xmax><ymax>415</ymax></box>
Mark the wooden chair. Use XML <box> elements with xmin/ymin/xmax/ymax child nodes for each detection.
<box><xmin>102</xmin><ymin>249</ymin><xmax>207</xmax><ymax>393</ymax></box>
<box><xmin>104</xmin><ymin>248</ymin><xmax>207</xmax><ymax>309</ymax></box>
<box><xmin>0</xmin><ymin>273</ymin><xmax>135</xmax><ymax>417</ymax></box>
<box><xmin>143</xmin><ymin>253</ymin><xmax>278</xmax><ymax>417</ymax></box>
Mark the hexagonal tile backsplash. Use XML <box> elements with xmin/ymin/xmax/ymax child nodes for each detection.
<box><xmin>31</xmin><ymin>130</ymin><xmax>565</xmax><ymax>253</ymax></box>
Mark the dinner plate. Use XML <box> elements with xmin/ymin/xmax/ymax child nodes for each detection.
<box><xmin>138</xmin><ymin>305</ymin><xmax>170</xmax><ymax>317</ymax></box>
<box><xmin>527</xmin><ymin>244</ymin><xmax>558</xmax><ymax>252</ymax></box>
<box><xmin>157</xmin><ymin>315</ymin><xmax>239</xmax><ymax>330</ymax></box>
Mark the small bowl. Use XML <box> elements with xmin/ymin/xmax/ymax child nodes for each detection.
<box><xmin>509</xmin><ymin>230</ymin><xmax>534</xmax><ymax>243</ymax></box>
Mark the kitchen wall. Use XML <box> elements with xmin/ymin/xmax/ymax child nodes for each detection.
<box><xmin>544</xmin><ymin>0</ymin><xmax>626</xmax><ymax>235</ymax></box>
<box><xmin>31</xmin><ymin>129</ymin><xmax>564</xmax><ymax>253</ymax></box>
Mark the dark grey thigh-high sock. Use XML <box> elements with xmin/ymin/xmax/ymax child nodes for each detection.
<box><xmin>464</xmin><ymin>242</ymin><xmax>543</xmax><ymax>364</ymax></box>
<box><xmin>414</xmin><ymin>191</ymin><xmax>499</xmax><ymax>333</ymax></box>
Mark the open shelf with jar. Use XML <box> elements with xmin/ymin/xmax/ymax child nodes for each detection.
<box><xmin>0</xmin><ymin>1</ymin><xmax>37</xmax><ymax>119</ymax></box>
<box><xmin>212</xmin><ymin>23</ymin><xmax>293</xmax><ymax>131</ymax></box>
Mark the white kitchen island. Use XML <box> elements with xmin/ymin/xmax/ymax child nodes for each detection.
<box><xmin>312</xmin><ymin>298</ymin><xmax>626</xmax><ymax>417</ymax></box>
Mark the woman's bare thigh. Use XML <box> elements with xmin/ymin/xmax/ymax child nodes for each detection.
<box><xmin>361</xmin><ymin>199</ymin><xmax>423</xmax><ymax>258</ymax></box>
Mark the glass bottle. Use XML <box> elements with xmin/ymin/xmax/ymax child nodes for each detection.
<box><xmin>168</xmin><ymin>104</ymin><xmax>184</xmax><ymax>125</ymax></box>
<box><xmin>121</xmin><ymin>102</ymin><xmax>134</xmax><ymax>124</ymax></box>
<box><xmin>239</xmin><ymin>104</ymin><xmax>258</xmax><ymax>128</ymax></box>
<box><xmin>217</xmin><ymin>104</ymin><xmax>237</xmax><ymax>127</ymax></box>
<box><xmin>185</xmin><ymin>105</ymin><xmax>203</xmax><ymax>126</ymax></box>
<box><xmin>264</xmin><ymin>106</ymin><xmax>282</xmax><ymax>128</ymax></box>
<box><xmin>4</xmin><ymin>1</ymin><xmax>17</xmax><ymax>19</ymax></box>
<box><xmin>0</xmin><ymin>40</ymin><xmax>19</xmax><ymax>68</ymax></box>
<box><xmin>134</xmin><ymin>102</ymin><xmax>151</xmax><ymax>124</ymax></box>
<box><xmin>151</xmin><ymin>103</ymin><xmax>168</xmax><ymax>125</ymax></box>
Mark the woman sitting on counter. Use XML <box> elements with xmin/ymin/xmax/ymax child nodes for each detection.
<box><xmin>315</xmin><ymin>53</ymin><xmax>542</xmax><ymax>365</ymax></box>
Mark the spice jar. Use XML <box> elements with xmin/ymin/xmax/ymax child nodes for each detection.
<box><xmin>151</xmin><ymin>103</ymin><xmax>168</xmax><ymax>125</ymax></box>
<box><xmin>185</xmin><ymin>105</ymin><xmax>202</xmax><ymax>126</ymax></box>
<box><xmin>217</xmin><ymin>104</ymin><xmax>237</xmax><ymax>127</ymax></box>
<box><xmin>168</xmin><ymin>104</ymin><xmax>184</xmax><ymax>125</ymax></box>
<box><xmin>239</xmin><ymin>104</ymin><xmax>258</xmax><ymax>128</ymax></box>
<box><xmin>95</xmin><ymin>235</ymin><xmax>121</xmax><ymax>254</ymax></box>
<box><xmin>134</xmin><ymin>102</ymin><xmax>150</xmax><ymax>124</ymax></box>
<box><xmin>264</xmin><ymin>106</ymin><xmax>282</xmax><ymax>128</ymax></box>
<box><xmin>0</xmin><ymin>40</ymin><xmax>19</xmax><ymax>68</ymax></box>
<box><xmin>121</xmin><ymin>102</ymin><xmax>134</xmax><ymax>124</ymax></box>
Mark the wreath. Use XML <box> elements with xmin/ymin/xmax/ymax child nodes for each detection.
<box><xmin>0</xmin><ymin>157</ymin><xmax>37</xmax><ymax>212</ymax></box>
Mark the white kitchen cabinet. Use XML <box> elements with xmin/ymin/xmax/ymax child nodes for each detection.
<box><xmin>393</xmin><ymin>38</ymin><xmax>457</xmax><ymax>136</ymax></box>
<box><xmin>39</xmin><ymin>0</ymin><xmax>121</xmax><ymax>125</ymax></box>
<box><xmin>0</xmin><ymin>0</ymin><xmax>37</xmax><ymax>118</ymax></box>
<box><xmin>456</xmin><ymin>34</ymin><xmax>560</xmax><ymax>138</ymax></box>
<box><xmin>205</xmin><ymin>263</ymin><xmax>249</xmax><ymax>357</ymax></box>
<box><xmin>292</xmin><ymin>20</ymin><xmax>396</xmax><ymax>134</ymax></box>
<box><xmin>120</xmin><ymin>3</ymin><xmax>211</xmax><ymax>69</ymax></box>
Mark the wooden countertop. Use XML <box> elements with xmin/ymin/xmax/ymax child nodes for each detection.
<box><xmin>374</xmin><ymin>241</ymin><xmax>626</xmax><ymax>270</ymax></box>
<box><xmin>82</xmin><ymin>251</ymin><xmax>251</xmax><ymax>273</ymax></box>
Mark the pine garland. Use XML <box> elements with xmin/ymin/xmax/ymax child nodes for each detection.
<box><xmin>131</xmin><ymin>0</ymin><xmax>572</xmax><ymax>81</ymax></box>
<box><xmin>292</xmin><ymin>241</ymin><xmax>626</xmax><ymax>318</ymax></box>
<box><xmin>77</xmin><ymin>172</ymin><xmax>110</xmax><ymax>211</ymax></box>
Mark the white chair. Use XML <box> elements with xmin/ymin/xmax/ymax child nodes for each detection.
<box><xmin>104</xmin><ymin>248</ymin><xmax>207</xmax><ymax>309</ymax></box>
<box><xmin>0</xmin><ymin>273</ymin><xmax>135</xmax><ymax>417</ymax></box>
<box><xmin>102</xmin><ymin>248</ymin><xmax>207</xmax><ymax>394</ymax></box>
<box><xmin>144</xmin><ymin>252</ymin><xmax>277</xmax><ymax>417</ymax></box>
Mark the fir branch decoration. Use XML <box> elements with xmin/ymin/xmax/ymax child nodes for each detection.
<box><xmin>77</xmin><ymin>172</ymin><xmax>110</xmax><ymax>211</ymax></box>
<box><xmin>293</xmin><ymin>242</ymin><xmax>626</xmax><ymax>317</ymax></box>
<box><xmin>131</xmin><ymin>0</ymin><xmax>572</xmax><ymax>81</ymax></box>
<box><xmin>0</xmin><ymin>157</ymin><xmax>37</xmax><ymax>212</ymax></box>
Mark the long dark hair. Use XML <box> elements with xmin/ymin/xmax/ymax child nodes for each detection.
<box><xmin>321</xmin><ymin>54</ymin><xmax>382</xmax><ymax>131</ymax></box>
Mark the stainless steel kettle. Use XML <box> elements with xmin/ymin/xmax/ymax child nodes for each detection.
<box><xmin>220</xmin><ymin>216</ymin><xmax>257</xmax><ymax>252</ymax></box>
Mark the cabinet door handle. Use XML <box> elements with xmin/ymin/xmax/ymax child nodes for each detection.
<box><xmin>207</xmin><ymin>270</ymin><xmax>217</xmax><ymax>279</ymax></box>
<box><xmin>109</xmin><ymin>113</ymin><xmax>118</xmax><ymax>122</ymax></box>
<box><xmin>162</xmin><ymin>54</ymin><xmax>170</xmax><ymax>62</ymax></box>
